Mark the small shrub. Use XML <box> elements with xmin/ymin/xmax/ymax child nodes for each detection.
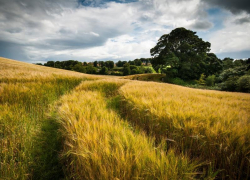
<box><xmin>111</xmin><ymin>71</ymin><xmax>123</xmax><ymax>76</ymax></box>
<box><xmin>206</xmin><ymin>75</ymin><xmax>216</xmax><ymax>86</ymax></box>
<box><xmin>220</xmin><ymin>76</ymin><xmax>239</xmax><ymax>91</ymax></box>
<box><xmin>196</xmin><ymin>73</ymin><xmax>206</xmax><ymax>85</ymax></box>
<box><xmin>100</xmin><ymin>66</ymin><xmax>108</xmax><ymax>75</ymax></box>
<box><xmin>170</xmin><ymin>78</ymin><xmax>186</xmax><ymax>85</ymax></box>
<box><xmin>237</xmin><ymin>75</ymin><xmax>250</xmax><ymax>92</ymax></box>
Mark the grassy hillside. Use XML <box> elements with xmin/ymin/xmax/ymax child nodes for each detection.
<box><xmin>123</xmin><ymin>73</ymin><xmax>166</xmax><ymax>82</ymax></box>
<box><xmin>1</xmin><ymin>57</ymin><xmax>250</xmax><ymax>179</ymax></box>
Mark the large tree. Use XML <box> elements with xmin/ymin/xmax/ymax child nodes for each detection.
<box><xmin>150</xmin><ymin>27</ymin><xmax>214</xmax><ymax>80</ymax></box>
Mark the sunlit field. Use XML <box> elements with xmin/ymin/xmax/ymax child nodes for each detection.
<box><xmin>0</xmin><ymin>57</ymin><xmax>97</xmax><ymax>179</ymax></box>
<box><xmin>120</xmin><ymin>82</ymin><xmax>250</xmax><ymax>179</ymax></box>
<box><xmin>1</xmin><ymin>57</ymin><xmax>250</xmax><ymax>179</ymax></box>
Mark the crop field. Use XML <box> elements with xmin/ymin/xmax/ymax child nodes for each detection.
<box><xmin>1</xmin><ymin>57</ymin><xmax>250</xmax><ymax>179</ymax></box>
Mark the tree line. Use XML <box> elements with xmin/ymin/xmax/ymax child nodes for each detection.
<box><xmin>37</xmin><ymin>27</ymin><xmax>250</xmax><ymax>93</ymax></box>
<box><xmin>39</xmin><ymin>58</ymin><xmax>154</xmax><ymax>76</ymax></box>
<box><xmin>150</xmin><ymin>27</ymin><xmax>250</xmax><ymax>93</ymax></box>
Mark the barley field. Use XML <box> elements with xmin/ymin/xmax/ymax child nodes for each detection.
<box><xmin>1</xmin><ymin>57</ymin><xmax>250</xmax><ymax>179</ymax></box>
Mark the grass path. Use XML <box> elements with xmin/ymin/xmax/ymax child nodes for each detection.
<box><xmin>56</xmin><ymin>79</ymin><xmax>199</xmax><ymax>179</ymax></box>
<box><xmin>0</xmin><ymin>77</ymin><xmax>85</xmax><ymax>179</ymax></box>
<box><xmin>31</xmin><ymin>116</ymin><xmax>64</xmax><ymax>180</ymax></box>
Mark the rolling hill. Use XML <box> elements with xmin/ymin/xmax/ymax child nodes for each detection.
<box><xmin>1</xmin><ymin>57</ymin><xmax>250</xmax><ymax>179</ymax></box>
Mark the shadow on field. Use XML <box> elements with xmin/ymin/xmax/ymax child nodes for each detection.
<box><xmin>31</xmin><ymin>116</ymin><xmax>64</xmax><ymax>180</ymax></box>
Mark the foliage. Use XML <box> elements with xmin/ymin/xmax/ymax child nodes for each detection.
<box><xmin>116</xmin><ymin>60</ymin><xmax>128</xmax><ymax>67</ymax></box>
<box><xmin>123</xmin><ymin>63</ymin><xmax>131</xmax><ymax>76</ymax></box>
<box><xmin>205</xmin><ymin>53</ymin><xmax>223</xmax><ymax>75</ymax></box>
<box><xmin>222</xmin><ymin>57</ymin><xmax>234</xmax><ymax>70</ymax></box>
<box><xmin>99</xmin><ymin>66</ymin><xmax>109</xmax><ymax>75</ymax></box>
<box><xmin>169</xmin><ymin>77</ymin><xmax>186</xmax><ymax>85</ymax></box>
<box><xmin>104</xmin><ymin>61</ymin><xmax>114</xmax><ymax>69</ymax></box>
<box><xmin>220</xmin><ymin>76</ymin><xmax>239</xmax><ymax>91</ymax></box>
<box><xmin>72</xmin><ymin>62</ymin><xmax>86</xmax><ymax>73</ymax></box>
<box><xmin>205</xmin><ymin>75</ymin><xmax>216</xmax><ymax>86</ymax></box>
<box><xmin>110</xmin><ymin>71</ymin><xmax>123</xmax><ymax>76</ymax></box>
<box><xmin>93</xmin><ymin>61</ymin><xmax>98</xmax><ymax>67</ymax></box>
<box><xmin>150</xmin><ymin>27</ymin><xmax>212</xmax><ymax>80</ymax></box>
<box><xmin>196</xmin><ymin>73</ymin><xmax>206</xmax><ymax>85</ymax></box>
<box><xmin>124</xmin><ymin>74</ymin><xmax>166</xmax><ymax>82</ymax></box>
<box><xmin>218</xmin><ymin>66</ymin><xmax>246</xmax><ymax>82</ymax></box>
<box><xmin>237</xmin><ymin>75</ymin><xmax>250</xmax><ymax>92</ymax></box>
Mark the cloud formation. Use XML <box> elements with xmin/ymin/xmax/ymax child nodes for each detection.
<box><xmin>202</xmin><ymin>0</ymin><xmax>250</xmax><ymax>14</ymax></box>
<box><xmin>235</xmin><ymin>16</ymin><xmax>250</xmax><ymax>24</ymax></box>
<box><xmin>0</xmin><ymin>0</ymin><xmax>249</xmax><ymax>62</ymax></box>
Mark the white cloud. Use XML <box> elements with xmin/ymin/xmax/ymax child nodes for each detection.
<box><xmin>0</xmin><ymin>0</ymin><xmax>249</xmax><ymax>62</ymax></box>
<box><xmin>209</xmin><ymin>12</ymin><xmax>250</xmax><ymax>53</ymax></box>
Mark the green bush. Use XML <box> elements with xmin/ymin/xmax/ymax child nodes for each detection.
<box><xmin>196</xmin><ymin>73</ymin><xmax>206</xmax><ymax>85</ymax></box>
<box><xmin>111</xmin><ymin>71</ymin><xmax>123</xmax><ymax>76</ymax></box>
<box><xmin>237</xmin><ymin>75</ymin><xmax>250</xmax><ymax>92</ymax></box>
<box><xmin>220</xmin><ymin>76</ymin><xmax>239</xmax><ymax>91</ymax></box>
<box><xmin>170</xmin><ymin>78</ymin><xmax>186</xmax><ymax>85</ymax></box>
<box><xmin>206</xmin><ymin>75</ymin><xmax>216</xmax><ymax>86</ymax></box>
<box><xmin>100</xmin><ymin>66</ymin><xmax>109</xmax><ymax>75</ymax></box>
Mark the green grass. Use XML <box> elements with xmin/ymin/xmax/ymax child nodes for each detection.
<box><xmin>0</xmin><ymin>77</ymin><xmax>85</xmax><ymax>179</ymax></box>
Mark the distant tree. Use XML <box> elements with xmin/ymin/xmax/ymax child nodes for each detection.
<box><xmin>55</xmin><ymin>61</ymin><xmax>62</xmax><ymax>68</ymax></box>
<box><xmin>105</xmin><ymin>61</ymin><xmax>114</xmax><ymax>69</ymax></box>
<box><xmin>205</xmin><ymin>53</ymin><xmax>223</xmax><ymax>75</ymax></box>
<box><xmin>222</xmin><ymin>58</ymin><xmax>234</xmax><ymax>70</ymax></box>
<box><xmin>72</xmin><ymin>63</ymin><xmax>86</xmax><ymax>73</ymax></box>
<box><xmin>123</xmin><ymin>63</ymin><xmax>131</xmax><ymax>76</ymax></box>
<box><xmin>144</xmin><ymin>67</ymin><xmax>153</xmax><ymax>73</ymax></box>
<box><xmin>206</xmin><ymin>75</ymin><xmax>216</xmax><ymax>86</ymax></box>
<box><xmin>246</xmin><ymin>58</ymin><xmax>250</xmax><ymax>65</ymax></box>
<box><xmin>129</xmin><ymin>60</ymin><xmax>135</xmax><ymax>65</ymax></box>
<box><xmin>134</xmin><ymin>59</ymin><xmax>142</xmax><ymax>66</ymax></box>
<box><xmin>116</xmin><ymin>60</ymin><xmax>123</xmax><ymax>67</ymax></box>
<box><xmin>44</xmin><ymin>61</ymin><xmax>55</xmax><ymax>67</ymax></box>
<box><xmin>35</xmin><ymin>63</ymin><xmax>43</xmax><ymax>65</ymax></box>
<box><xmin>196</xmin><ymin>73</ymin><xmax>206</xmax><ymax>85</ymax></box>
<box><xmin>237</xmin><ymin>75</ymin><xmax>250</xmax><ymax>92</ymax></box>
<box><xmin>150</xmin><ymin>27</ymin><xmax>211</xmax><ymax>80</ymax></box>
<box><xmin>93</xmin><ymin>61</ymin><xmax>98</xmax><ymax>67</ymax></box>
<box><xmin>86</xmin><ymin>65</ymin><xmax>97</xmax><ymax>74</ymax></box>
<box><xmin>218</xmin><ymin>66</ymin><xmax>246</xmax><ymax>82</ymax></box>
<box><xmin>100</xmin><ymin>66</ymin><xmax>109</xmax><ymax>75</ymax></box>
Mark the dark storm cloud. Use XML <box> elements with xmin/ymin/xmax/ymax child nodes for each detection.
<box><xmin>0</xmin><ymin>40</ymin><xmax>29</xmax><ymax>61</ymax></box>
<box><xmin>0</xmin><ymin>0</ymin><xmax>131</xmax><ymax>61</ymax></box>
<box><xmin>78</xmin><ymin>0</ymin><xmax>137</xmax><ymax>7</ymax></box>
<box><xmin>46</xmin><ymin>36</ymin><xmax>106</xmax><ymax>50</ymax></box>
<box><xmin>235</xmin><ymin>17</ymin><xmax>250</xmax><ymax>24</ymax></box>
<box><xmin>202</xmin><ymin>0</ymin><xmax>250</xmax><ymax>14</ymax></box>
<box><xmin>190</xmin><ymin>20</ymin><xmax>213</xmax><ymax>30</ymax></box>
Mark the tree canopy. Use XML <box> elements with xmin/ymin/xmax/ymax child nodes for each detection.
<box><xmin>150</xmin><ymin>27</ymin><xmax>221</xmax><ymax>80</ymax></box>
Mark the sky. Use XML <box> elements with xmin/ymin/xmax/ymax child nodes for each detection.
<box><xmin>0</xmin><ymin>0</ymin><xmax>250</xmax><ymax>63</ymax></box>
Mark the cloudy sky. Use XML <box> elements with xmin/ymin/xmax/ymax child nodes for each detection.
<box><xmin>0</xmin><ymin>0</ymin><xmax>250</xmax><ymax>63</ymax></box>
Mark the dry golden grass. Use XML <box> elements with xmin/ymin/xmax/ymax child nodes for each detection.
<box><xmin>123</xmin><ymin>73</ymin><xmax>166</xmax><ymax>82</ymax></box>
<box><xmin>56</xmin><ymin>80</ymin><xmax>198</xmax><ymax>180</ymax></box>
<box><xmin>0</xmin><ymin>57</ymin><xmax>102</xmax><ymax>82</ymax></box>
<box><xmin>120</xmin><ymin>81</ymin><xmax>250</xmax><ymax>179</ymax></box>
<box><xmin>0</xmin><ymin>57</ymin><xmax>94</xmax><ymax>179</ymax></box>
<box><xmin>1</xmin><ymin>57</ymin><xmax>250</xmax><ymax>179</ymax></box>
